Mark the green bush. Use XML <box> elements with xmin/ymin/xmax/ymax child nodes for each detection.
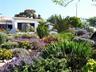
<box><xmin>0</xmin><ymin>49</ymin><xmax>13</xmax><ymax>60</ymax></box>
<box><xmin>1</xmin><ymin>42</ymin><xmax>18</xmax><ymax>49</ymax></box>
<box><xmin>18</xmin><ymin>41</ymin><xmax>31</xmax><ymax>49</ymax></box>
<box><xmin>42</xmin><ymin>40</ymin><xmax>92</xmax><ymax>71</ymax></box>
<box><xmin>43</xmin><ymin>35</ymin><xmax>58</xmax><ymax>43</ymax></box>
<box><xmin>0</xmin><ymin>33</ymin><xmax>7</xmax><ymax>44</ymax></box>
<box><xmin>56</xmin><ymin>32</ymin><xmax>75</xmax><ymax>41</ymax></box>
<box><xmin>10</xmin><ymin>58</ymin><xmax>70</xmax><ymax>72</ymax></box>
<box><xmin>21</xmin><ymin>33</ymin><xmax>38</xmax><ymax>39</ymax></box>
<box><xmin>83</xmin><ymin>59</ymin><xmax>96</xmax><ymax>72</ymax></box>
<box><xmin>43</xmin><ymin>40</ymin><xmax>92</xmax><ymax>59</ymax></box>
<box><xmin>30</xmin><ymin>58</ymin><xmax>71</xmax><ymax>72</ymax></box>
<box><xmin>37</xmin><ymin>21</ymin><xmax>49</xmax><ymax>38</ymax></box>
<box><xmin>15</xmin><ymin>33</ymin><xmax>38</xmax><ymax>39</ymax></box>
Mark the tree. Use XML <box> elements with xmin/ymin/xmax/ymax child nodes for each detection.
<box><xmin>64</xmin><ymin>16</ymin><xmax>83</xmax><ymax>28</ymax></box>
<box><xmin>52</xmin><ymin>0</ymin><xmax>96</xmax><ymax>7</ymax></box>
<box><xmin>52</xmin><ymin>0</ymin><xmax>75</xmax><ymax>7</ymax></box>
<box><xmin>15</xmin><ymin>9</ymin><xmax>41</xmax><ymax>19</ymax></box>
<box><xmin>87</xmin><ymin>17</ymin><xmax>96</xmax><ymax>27</ymax></box>
<box><xmin>47</xmin><ymin>15</ymin><xmax>69</xmax><ymax>33</ymax></box>
<box><xmin>47</xmin><ymin>15</ymin><xmax>83</xmax><ymax>33</ymax></box>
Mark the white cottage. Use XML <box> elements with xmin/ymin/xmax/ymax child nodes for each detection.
<box><xmin>0</xmin><ymin>16</ymin><xmax>40</xmax><ymax>33</ymax></box>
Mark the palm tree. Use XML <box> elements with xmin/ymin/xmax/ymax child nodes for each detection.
<box><xmin>47</xmin><ymin>15</ymin><xmax>70</xmax><ymax>32</ymax></box>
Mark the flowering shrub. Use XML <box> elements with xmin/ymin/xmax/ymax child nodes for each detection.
<box><xmin>0</xmin><ymin>49</ymin><xmax>13</xmax><ymax>60</ymax></box>
<box><xmin>18</xmin><ymin>41</ymin><xmax>31</xmax><ymax>49</ymax></box>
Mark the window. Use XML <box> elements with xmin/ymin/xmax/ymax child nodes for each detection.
<box><xmin>30</xmin><ymin>23</ymin><xmax>35</xmax><ymax>27</ymax></box>
<box><xmin>8</xmin><ymin>25</ymin><xmax>12</xmax><ymax>30</ymax></box>
<box><xmin>18</xmin><ymin>23</ymin><xmax>22</xmax><ymax>30</ymax></box>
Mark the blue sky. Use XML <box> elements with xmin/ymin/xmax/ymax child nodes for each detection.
<box><xmin>0</xmin><ymin>0</ymin><xmax>96</xmax><ymax>19</ymax></box>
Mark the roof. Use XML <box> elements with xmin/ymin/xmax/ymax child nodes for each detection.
<box><xmin>13</xmin><ymin>17</ymin><xmax>41</xmax><ymax>22</ymax></box>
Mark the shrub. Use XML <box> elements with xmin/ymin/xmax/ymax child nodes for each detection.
<box><xmin>43</xmin><ymin>35</ymin><xmax>58</xmax><ymax>43</ymax></box>
<box><xmin>1</xmin><ymin>42</ymin><xmax>18</xmax><ymax>49</ymax></box>
<box><xmin>12</xmin><ymin>48</ymin><xmax>29</xmax><ymax>57</ymax></box>
<box><xmin>30</xmin><ymin>58</ymin><xmax>71</xmax><ymax>72</ymax></box>
<box><xmin>83</xmin><ymin>59</ymin><xmax>96</xmax><ymax>72</ymax></box>
<box><xmin>9</xmin><ymin>58</ymin><xmax>70</xmax><ymax>72</ymax></box>
<box><xmin>0</xmin><ymin>49</ymin><xmax>13</xmax><ymax>60</ymax></box>
<box><xmin>14</xmin><ymin>34</ymin><xmax>22</xmax><ymax>38</ymax></box>
<box><xmin>21</xmin><ymin>33</ymin><xmax>38</xmax><ymax>39</ymax></box>
<box><xmin>18</xmin><ymin>41</ymin><xmax>31</xmax><ymax>49</ymax></box>
<box><xmin>31</xmin><ymin>41</ymin><xmax>45</xmax><ymax>51</ymax></box>
<box><xmin>14</xmin><ymin>33</ymin><xmax>38</xmax><ymax>39</ymax></box>
<box><xmin>42</xmin><ymin>40</ymin><xmax>92</xmax><ymax>71</ymax></box>
<box><xmin>37</xmin><ymin>21</ymin><xmax>49</xmax><ymax>38</ymax></box>
<box><xmin>0</xmin><ymin>33</ymin><xmax>7</xmax><ymax>44</ymax></box>
<box><xmin>56</xmin><ymin>32</ymin><xmax>75</xmax><ymax>41</ymax></box>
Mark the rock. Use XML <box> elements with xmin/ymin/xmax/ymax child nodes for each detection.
<box><xmin>73</xmin><ymin>37</ymin><xmax>95</xmax><ymax>45</ymax></box>
<box><xmin>90</xmin><ymin>32</ymin><xmax>96</xmax><ymax>41</ymax></box>
<box><xmin>75</xmin><ymin>29</ymin><xmax>89</xmax><ymax>38</ymax></box>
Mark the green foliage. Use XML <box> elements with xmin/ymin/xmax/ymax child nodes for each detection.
<box><xmin>48</xmin><ymin>15</ymin><xmax>69</xmax><ymax>32</ymax></box>
<box><xmin>1</xmin><ymin>42</ymin><xmax>18</xmax><ymax>49</ymax></box>
<box><xmin>37</xmin><ymin>21</ymin><xmax>49</xmax><ymax>38</ymax></box>
<box><xmin>10</xmin><ymin>61</ymin><xmax>30</xmax><ymax>72</ymax></box>
<box><xmin>15</xmin><ymin>9</ymin><xmax>41</xmax><ymax>19</ymax></box>
<box><xmin>11</xmin><ymin>58</ymin><xmax>70</xmax><ymax>72</ymax></box>
<box><xmin>42</xmin><ymin>40</ymin><xmax>92</xmax><ymax>59</ymax></box>
<box><xmin>52</xmin><ymin>0</ymin><xmax>74</xmax><ymax>7</ymax></box>
<box><xmin>18</xmin><ymin>41</ymin><xmax>31</xmax><ymax>49</ymax></box>
<box><xmin>15</xmin><ymin>33</ymin><xmax>38</xmax><ymax>39</ymax></box>
<box><xmin>31</xmin><ymin>58</ymin><xmax>70</xmax><ymax>72</ymax></box>
<box><xmin>42</xmin><ymin>40</ymin><xmax>92</xmax><ymax>71</ymax></box>
<box><xmin>56</xmin><ymin>32</ymin><xmax>75</xmax><ymax>41</ymax></box>
<box><xmin>87</xmin><ymin>17</ymin><xmax>96</xmax><ymax>26</ymax></box>
<box><xmin>43</xmin><ymin>35</ymin><xmax>58</xmax><ymax>43</ymax></box>
<box><xmin>64</xmin><ymin>16</ymin><xmax>83</xmax><ymax>28</ymax></box>
<box><xmin>83</xmin><ymin>59</ymin><xmax>96</xmax><ymax>72</ymax></box>
<box><xmin>48</xmin><ymin>15</ymin><xmax>83</xmax><ymax>33</ymax></box>
<box><xmin>0</xmin><ymin>49</ymin><xmax>13</xmax><ymax>60</ymax></box>
<box><xmin>0</xmin><ymin>33</ymin><xmax>7</xmax><ymax>44</ymax></box>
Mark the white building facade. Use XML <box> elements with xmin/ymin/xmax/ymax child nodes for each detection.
<box><xmin>0</xmin><ymin>16</ymin><xmax>40</xmax><ymax>33</ymax></box>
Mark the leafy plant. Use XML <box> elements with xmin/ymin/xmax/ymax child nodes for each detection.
<box><xmin>42</xmin><ymin>40</ymin><xmax>92</xmax><ymax>71</ymax></box>
<box><xmin>10</xmin><ymin>58</ymin><xmax>70</xmax><ymax>72</ymax></box>
<box><xmin>37</xmin><ymin>21</ymin><xmax>49</xmax><ymax>38</ymax></box>
<box><xmin>83</xmin><ymin>59</ymin><xmax>96</xmax><ymax>72</ymax></box>
<box><xmin>56</xmin><ymin>32</ymin><xmax>75</xmax><ymax>41</ymax></box>
<box><xmin>0</xmin><ymin>33</ymin><xmax>7</xmax><ymax>44</ymax></box>
<box><xmin>30</xmin><ymin>58</ymin><xmax>71</xmax><ymax>72</ymax></box>
<box><xmin>1</xmin><ymin>42</ymin><xmax>18</xmax><ymax>49</ymax></box>
<box><xmin>0</xmin><ymin>48</ymin><xmax>13</xmax><ymax>60</ymax></box>
<box><xmin>18</xmin><ymin>41</ymin><xmax>31</xmax><ymax>49</ymax></box>
<box><xmin>43</xmin><ymin>35</ymin><xmax>58</xmax><ymax>43</ymax></box>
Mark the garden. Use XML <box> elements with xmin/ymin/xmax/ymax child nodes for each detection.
<box><xmin>0</xmin><ymin>15</ymin><xmax>96</xmax><ymax>72</ymax></box>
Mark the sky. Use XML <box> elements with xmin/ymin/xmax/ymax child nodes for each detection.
<box><xmin>0</xmin><ymin>0</ymin><xmax>96</xmax><ymax>19</ymax></box>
